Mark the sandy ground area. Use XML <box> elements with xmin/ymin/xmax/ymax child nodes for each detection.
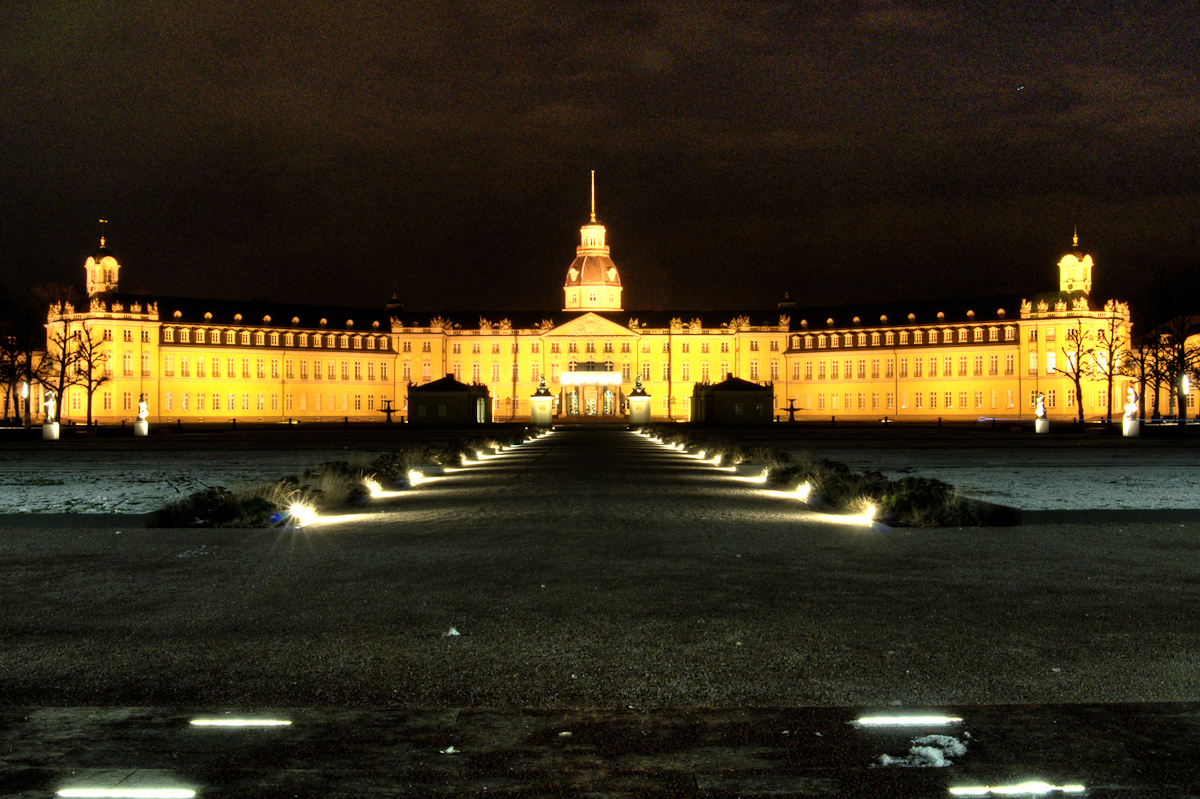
<box><xmin>1</xmin><ymin>429</ymin><xmax>1197</xmax><ymax>709</ymax></box>
<box><xmin>0</xmin><ymin>428</ymin><xmax>1196</xmax><ymax>513</ymax></box>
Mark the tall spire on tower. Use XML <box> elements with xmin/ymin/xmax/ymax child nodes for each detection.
<box><xmin>99</xmin><ymin>218</ymin><xmax>108</xmax><ymax>249</ymax></box>
<box><xmin>590</xmin><ymin>170</ymin><xmax>596</xmax><ymax>223</ymax></box>
<box><xmin>1073</xmin><ymin>225</ymin><xmax>1078</xmax><ymax>247</ymax></box>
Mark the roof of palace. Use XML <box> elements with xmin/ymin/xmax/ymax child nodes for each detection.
<box><xmin>98</xmin><ymin>293</ymin><xmax>393</xmax><ymax>333</ymax></box>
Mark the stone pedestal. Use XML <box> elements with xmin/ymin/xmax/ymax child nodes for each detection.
<box><xmin>529</xmin><ymin>396</ymin><xmax>554</xmax><ymax>426</ymax></box>
<box><xmin>1035</xmin><ymin>418</ymin><xmax>1050</xmax><ymax>434</ymax></box>
<box><xmin>628</xmin><ymin>395</ymin><xmax>651</xmax><ymax>426</ymax></box>
<box><xmin>1123</xmin><ymin>419</ymin><xmax>1140</xmax><ymax>437</ymax></box>
<box><xmin>42</xmin><ymin>422</ymin><xmax>59</xmax><ymax>441</ymax></box>
<box><xmin>134</xmin><ymin>420</ymin><xmax>149</xmax><ymax>437</ymax></box>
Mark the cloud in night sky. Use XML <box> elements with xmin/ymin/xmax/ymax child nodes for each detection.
<box><xmin>1</xmin><ymin>1</ymin><xmax>1198</xmax><ymax>312</ymax></box>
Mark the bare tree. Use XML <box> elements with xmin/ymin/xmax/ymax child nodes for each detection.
<box><xmin>1094</xmin><ymin>301</ymin><xmax>1131</xmax><ymax>423</ymax></box>
<box><xmin>0</xmin><ymin>286</ymin><xmax>53</xmax><ymax>426</ymax></box>
<box><xmin>1122</xmin><ymin>334</ymin><xmax>1157</xmax><ymax>422</ymax></box>
<box><xmin>1059</xmin><ymin>318</ymin><xmax>1095</xmax><ymax>424</ymax></box>
<box><xmin>1153</xmin><ymin>312</ymin><xmax>1200</xmax><ymax>425</ymax></box>
<box><xmin>74</xmin><ymin>322</ymin><xmax>113</xmax><ymax>426</ymax></box>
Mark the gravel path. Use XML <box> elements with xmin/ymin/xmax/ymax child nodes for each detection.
<box><xmin>1</xmin><ymin>429</ymin><xmax>1197</xmax><ymax>708</ymax></box>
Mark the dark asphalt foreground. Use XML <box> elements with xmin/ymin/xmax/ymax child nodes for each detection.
<box><xmin>3</xmin><ymin>428</ymin><xmax>1200</xmax><ymax>796</ymax></box>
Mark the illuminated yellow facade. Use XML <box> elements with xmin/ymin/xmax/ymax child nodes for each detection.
<box><xmin>47</xmin><ymin>203</ymin><xmax>1146</xmax><ymax>425</ymax></box>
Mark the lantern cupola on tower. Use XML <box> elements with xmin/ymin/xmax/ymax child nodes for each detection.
<box><xmin>563</xmin><ymin>171</ymin><xmax>622</xmax><ymax>312</ymax></box>
<box><xmin>1057</xmin><ymin>227</ymin><xmax>1093</xmax><ymax>295</ymax></box>
<box><xmin>85</xmin><ymin>220</ymin><xmax>121</xmax><ymax>297</ymax></box>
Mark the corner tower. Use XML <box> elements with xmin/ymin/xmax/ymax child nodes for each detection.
<box><xmin>563</xmin><ymin>172</ymin><xmax>622</xmax><ymax>312</ymax></box>
<box><xmin>1057</xmin><ymin>227</ymin><xmax>1093</xmax><ymax>295</ymax></box>
<box><xmin>85</xmin><ymin>220</ymin><xmax>121</xmax><ymax>297</ymax></box>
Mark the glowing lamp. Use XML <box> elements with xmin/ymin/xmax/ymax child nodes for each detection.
<box><xmin>289</xmin><ymin>502</ymin><xmax>317</xmax><ymax>527</ymax></box>
<box><xmin>362</xmin><ymin>477</ymin><xmax>383</xmax><ymax>496</ymax></box>
<box><xmin>190</xmin><ymin>718</ymin><xmax>292</xmax><ymax>727</ymax></box>
<box><xmin>948</xmin><ymin>782</ymin><xmax>1085</xmax><ymax>796</ymax></box>
<box><xmin>407</xmin><ymin>469</ymin><xmax>425</xmax><ymax>486</ymax></box>
<box><xmin>795</xmin><ymin>482</ymin><xmax>812</xmax><ymax>500</ymax></box>
<box><xmin>855</xmin><ymin>715</ymin><xmax>962</xmax><ymax>726</ymax></box>
<box><xmin>57</xmin><ymin>787</ymin><xmax>194</xmax><ymax>791</ymax></box>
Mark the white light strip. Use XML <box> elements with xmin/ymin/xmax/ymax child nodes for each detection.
<box><xmin>949</xmin><ymin>782</ymin><xmax>1086</xmax><ymax>797</ymax></box>
<box><xmin>57</xmin><ymin>787</ymin><xmax>194</xmax><ymax>791</ymax></box>
<box><xmin>855</xmin><ymin>715</ymin><xmax>963</xmax><ymax>726</ymax></box>
<box><xmin>190</xmin><ymin>718</ymin><xmax>292</xmax><ymax>727</ymax></box>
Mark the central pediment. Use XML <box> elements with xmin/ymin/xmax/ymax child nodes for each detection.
<box><xmin>542</xmin><ymin>312</ymin><xmax>638</xmax><ymax>338</ymax></box>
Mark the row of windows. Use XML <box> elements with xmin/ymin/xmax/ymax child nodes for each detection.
<box><xmin>159</xmin><ymin>392</ymin><xmax>380</xmax><ymax>413</ymax></box>
<box><xmin>796</xmin><ymin>355</ymin><xmax>1017</xmax><ymax>380</ymax></box>
<box><xmin>798</xmin><ymin>327</ymin><xmax>1017</xmax><ymax>350</ymax></box>
<box><xmin>160</xmin><ymin>328</ymin><xmax>389</xmax><ymax>350</ymax></box>
<box><xmin>156</xmin><ymin>356</ymin><xmax>388</xmax><ymax>382</ymax></box>
<box><xmin>802</xmin><ymin>387</ymin><xmax>1113</xmax><ymax>412</ymax></box>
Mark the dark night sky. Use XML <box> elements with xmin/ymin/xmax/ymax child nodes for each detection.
<box><xmin>2</xmin><ymin>1</ymin><xmax>1198</xmax><ymax>313</ymax></box>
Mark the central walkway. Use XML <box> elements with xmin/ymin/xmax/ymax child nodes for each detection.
<box><xmin>3</xmin><ymin>429</ymin><xmax>1199</xmax><ymax>796</ymax></box>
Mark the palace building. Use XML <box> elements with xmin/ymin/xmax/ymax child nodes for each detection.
<box><xmin>45</xmin><ymin>190</ymin><xmax>1143</xmax><ymax>425</ymax></box>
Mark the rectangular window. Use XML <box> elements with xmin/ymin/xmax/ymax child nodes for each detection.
<box><xmin>915</xmin><ymin>392</ymin><xmax>923</xmax><ymax>409</ymax></box>
<box><xmin>1047</xmin><ymin>390</ymin><xmax>1056</xmax><ymax>409</ymax></box>
<box><xmin>328</xmin><ymin>361</ymin><xmax>337</xmax><ymax>380</ymax></box>
<box><xmin>180</xmin><ymin>393</ymin><xmax>189</xmax><ymax>411</ymax></box>
<box><xmin>1028</xmin><ymin>352</ymin><xmax>1038</xmax><ymax>375</ymax></box>
<box><xmin>491</xmin><ymin>362</ymin><xmax>501</xmax><ymax>382</ymax></box>
<box><xmin>769</xmin><ymin>361</ymin><xmax>778</xmax><ymax>381</ymax></box>
<box><xmin>832</xmin><ymin>393</ymin><xmax>840</xmax><ymax>410</ymax></box>
<box><xmin>1005</xmin><ymin>354</ymin><xmax>1014</xmax><ymax>376</ymax></box>
<box><xmin>196</xmin><ymin>393</ymin><xmax>205</xmax><ymax>411</ymax></box>
<box><xmin>857</xmin><ymin>359</ymin><xmax>866</xmax><ymax>379</ymax></box>
<box><xmin>285</xmin><ymin>394</ymin><xmax>292</xmax><ymax>411</ymax></box>
<box><xmin>164</xmin><ymin>355</ymin><xmax>174</xmax><ymax>378</ymax></box>
<box><xmin>929</xmin><ymin>392</ymin><xmax>937</xmax><ymax>409</ymax></box>
<box><xmin>944</xmin><ymin>356</ymin><xmax>953</xmax><ymax>377</ymax></box>
<box><xmin>1046</xmin><ymin>352</ymin><xmax>1057</xmax><ymax>373</ymax></box>
<box><xmin>256</xmin><ymin>358</ymin><xmax>265</xmax><ymax>379</ymax></box>
<box><xmin>974</xmin><ymin>355</ymin><xmax>983</xmax><ymax>376</ymax></box>
<box><xmin>681</xmin><ymin>363</ymin><xmax>691</xmax><ymax>381</ymax></box>
<box><xmin>946</xmin><ymin>391</ymin><xmax>954</xmax><ymax>408</ymax></box>
<box><xmin>913</xmin><ymin>358</ymin><xmax>922</xmax><ymax>378</ymax></box>
<box><xmin>180</xmin><ymin>357</ymin><xmax>189</xmax><ymax>378</ymax></box>
<box><xmin>857</xmin><ymin>393</ymin><xmax>866</xmax><ymax>410</ymax></box>
<box><xmin>959</xmin><ymin>355</ymin><xmax>967</xmax><ymax>376</ymax></box>
<box><xmin>804</xmin><ymin>361</ymin><xmax>813</xmax><ymax>380</ymax></box>
<box><xmin>239</xmin><ymin>358</ymin><xmax>248</xmax><ymax>379</ymax></box>
<box><xmin>886</xmin><ymin>392</ymin><xmax>894</xmax><ymax>410</ymax></box>
<box><xmin>989</xmin><ymin>355</ymin><xmax>998</xmax><ymax>375</ymax></box>
<box><xmin>818</xmin><ymin>361</ymin><xmax>826</xmax><ymax>380</ymax></box>
<box><xmin>123</xmin><ymin>392</ymin><xmax>132</xmax><ymax>411</ymax></box>
<box><xmin>830</xmin><ymin>361</ymin><xmax>839</xmax><ymax>380</ymax></box>
<box><xmin>749</xmin><ymin>361</ymin><xmax>759</xmax><ymax>381</ymax></box>
<box><xmin>242</xmin><ymin>394</ymin><xmax>250</xmax><ymax>411</ymax></box>
<box><xmin>102</xmin><ymin>392</ymin><xmax>112</xmax><ymax>411</ymax></box>
<box><xmin>793</xmin><ymin>362</ymin><xmax>801</xmax><ymax>380</ymax></box>
<box><xmin>256</xmin><ymin>393</ymin><xmax>264</xmax><ymax>411</ymax></box>
<box><xmin>885</xmin><ymin>358</ymin><xmax>894</xmax><ymax>378</ymax></box>
<box><xmin>662</xmin><ymin>363</ymin><xmax>670</xmax><ymax>381</ymax></box>
<box><xmin>871</xmin><ymin>392</ymin><xmax>879</xmax><ymax>410</ymax></box>
<box><xmin>354</xmin><ymin>394</ymin><xmax>362</xmax><ymax>411</ymax></box>
<box><xmin>818</xmin><ymin>393</ymin><xmax>826</xmax><ymax>410</ymax></box>
<box><xmin>929</xmin><ymin>356</ymin><xmax>937</xmax><ymax>377</ymax></box>
<box><xmin>1067</xmin><ymin>389</ymin><xmax>1075</xmax><ymax>407</ymax></box>
<box><xmin>164</xmin><ymin>392</ymin><xmax>172</xmax><ymax>411</ymax></box>
<box><xmin>959</xmin><ymin>391</ymin><xmax>968</xmax><ymax>409</ymax></box>
<box><xmin>213</xmin><ymin>393</ymin><xmax>222</xmax><ymax>411</ymax></box>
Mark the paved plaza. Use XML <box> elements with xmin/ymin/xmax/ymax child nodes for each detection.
<box><xmin>2</xmin><ymin>427</ymin><xmax>1198</xmax><ymax>796</ymax></box>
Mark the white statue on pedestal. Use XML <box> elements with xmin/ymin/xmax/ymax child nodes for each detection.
<box><xmin>44</xmin><ymin>391</ymin><xmax>56</xmax><ymax>423</ymax></box>
<box><xmin>137</xmin><ymin>393</ymin><xmax>149</xmax><ymax>421</ymax></box>
<box><xmin>1035</xmin><ymin>392</ymin><xmax>1046</xmax><ymax>419</ymax></box>
<box><xmin>1123</xmin><ymin>387</ymin><xmax>1138</xmax><ymax>421</ymax></box>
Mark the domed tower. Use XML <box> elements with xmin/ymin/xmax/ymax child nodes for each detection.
<box><xmin>563</xmin><ymin>172</ymin><xmax>622</xmax><ymax>312</ymax></box>
<box><xmin>85</xmin><ymin>220</ymin><xmax>121</xmax><ymax>297</ymax></box>
<box><xmin>1057</xmin><ymin>227</ymin><xmax>1093</xmax><ymax>295</ymax></box>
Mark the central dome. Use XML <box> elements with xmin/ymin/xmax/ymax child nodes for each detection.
<box><xmin>563</xmin><ymin>176</ymin><xmax>623</xmax><ymax>312</ymax></box>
